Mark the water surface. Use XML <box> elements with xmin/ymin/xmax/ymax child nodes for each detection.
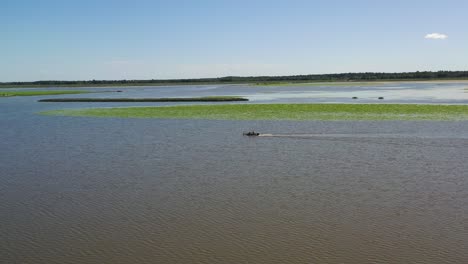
<box><xmin>1</xmin><ymin>83</ymin><xmax>468</xmax><ymax>263</ymax></box>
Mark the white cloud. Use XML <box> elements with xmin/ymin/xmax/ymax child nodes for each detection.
<box><xmin>425</xmin><ymin>33</ymin><xmax>448</xmax><ymax>40</ymax></box>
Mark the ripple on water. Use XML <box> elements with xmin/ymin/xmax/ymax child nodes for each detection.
<box><xmin>1</xmin><ymin>92</ymin><xmax>468</xmax><ymax>263</ymax></box>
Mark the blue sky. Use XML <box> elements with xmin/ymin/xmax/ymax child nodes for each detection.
<box><xmin>1</xmin><ymin>0</ymin><xmax>467</xmax><ymax>81</ymax></box>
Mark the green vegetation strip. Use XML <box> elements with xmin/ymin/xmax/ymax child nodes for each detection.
<box><xmin>38</xmin><ymin>96</ymin><xmax>248</xmax><ymax>102</ymax></box>
<box><xmin>1</xmin><ymin>90</ymin><xmax>89</xmax><ymax>97</ymax></box>
<box><xmin>252</xmin><ymin>82</ymin><xmax>388</xmax><ymax>87</ymax></box>
<box><xmin>41</xmin><ymin>104</ymin><xmax>468</xmax><ymax>121</ymax></box>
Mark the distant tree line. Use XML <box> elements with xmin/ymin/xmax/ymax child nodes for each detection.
<box><xmin>2</xmin><ymin>71</ymin><xmax>468</xmax><ymax>86</ymax></box>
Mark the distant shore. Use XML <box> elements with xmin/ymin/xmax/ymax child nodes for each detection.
<box><xmin>3</xmin><ymin>71</ymin><xmax>468</xmax><ymax>88</ymax></box>
<box><xmin>2</xmin><ymin>79</ymin><xmax>468</xmax><ymax>89</ymax></box>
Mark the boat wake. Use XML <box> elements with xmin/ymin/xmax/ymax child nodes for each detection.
<box><xmin>258</xmin><ymin>133</ymin><xmax>468</xmax><ymax>139</ymax></box>
<box><xmin>256</xmin><ymin>133</ymin><xmax>468</xmax><ymax>148</ymax></box>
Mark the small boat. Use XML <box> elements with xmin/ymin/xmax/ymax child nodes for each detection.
<box><xmin>243</xmin><ymin>131</ymin><xmax>260</xmax><ymax>136</ymax></box>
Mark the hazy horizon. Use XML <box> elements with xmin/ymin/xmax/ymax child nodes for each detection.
<box><xmin>3</xmin><ymin>70</ymin><xmax>468</xmax><ymax>83</ymax></box>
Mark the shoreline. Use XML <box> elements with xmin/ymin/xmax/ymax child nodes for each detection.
<box><xmin>3</xmin><ymin>79</ymin><xmax>468</xmax><ymax>89</ymax></box>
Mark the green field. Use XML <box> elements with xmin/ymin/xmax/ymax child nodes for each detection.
<box><xmin>0</xmin><ymin>90</ymin><xmax>90</xmax><ymax>97</ymax></box>
<box><xmin>41</xmin><ymin>104</ymin><xmax>468</xmax><ymax>121</ymax></box>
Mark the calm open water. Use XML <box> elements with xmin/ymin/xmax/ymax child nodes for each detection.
<box><xmin>1</xmin><ymin>83</ymin><xmax>468</xmax><ymax>263</ymax></box>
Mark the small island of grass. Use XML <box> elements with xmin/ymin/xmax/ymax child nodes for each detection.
<box><xmin>1</xmin><ymin>90</ymin><xmax>90</xmax><ymax>97</ymax></box>
<box><xmin>41</xmin><ymin>103</ymin><xmax>468</xmax><ymax>121</ymax></box>
<box><xmin>38</xmin><ymin>96</ymin><xmax>248</xmax><ymax>102</ymax></box>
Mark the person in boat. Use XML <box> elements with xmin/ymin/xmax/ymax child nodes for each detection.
<box><xmin>244</xmin><ymin>131</ymin><xmax>260</xmax><ymax>136</ymax></box>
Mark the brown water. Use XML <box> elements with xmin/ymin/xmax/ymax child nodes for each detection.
<box><xmin>1</xmin><ymin>86</ymin><xmax>468</xmax><ymax>263</ymax></box>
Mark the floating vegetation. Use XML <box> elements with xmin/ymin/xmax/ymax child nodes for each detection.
<box><xmin>38</xmin><ymin>96</ymin><xmax>248</xmax><ymax>102</ymax></box>
<box><xmin>1</xmin><ymin>90</ymin><xmax>89</xmax><ymax>97</ymax></box>
<box><xmin>41</xmin><ymin>103</ymin><xmax>468</xmax><ymax>121</ymax></box>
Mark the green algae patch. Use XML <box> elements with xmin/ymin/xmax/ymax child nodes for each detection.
<box><xmin>41</xmin><ymin>104</ymin><xmax>468</xmax><ymax>121</ymax></box>
<box><xmin>38</xmin><ymin>96</ymin><xmax>248</xmax><ymax>102</ymax></box>
<box><xmin>1</xmin><ymin>90</ymin><xmax>90</xmax><ymax>97</ymax></box>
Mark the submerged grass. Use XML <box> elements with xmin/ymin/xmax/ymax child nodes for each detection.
<box><xmin>38</xmin><ymin>96</ymin><xmax>248</xmax><ymax>102</ymax></box>
<box><xmin>0</xmin><ymin>90</ymin><xmax>89</xmax><ymax>97</ymax></box>
<box><xmin>41</xmin><ymin>104</ymin><xmax>468</xmax><ymax>121</ymax></box>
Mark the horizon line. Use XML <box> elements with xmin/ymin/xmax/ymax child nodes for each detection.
<box><xmin>2</xmin><ymin>70</ymin><xmax>468</xmax><ymax>83</ymax></box>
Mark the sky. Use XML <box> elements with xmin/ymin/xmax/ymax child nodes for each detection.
<box><xmin>1</xmin><ymin>0</ymin><xmax>467</xmax><ymax>81</ymax></box>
